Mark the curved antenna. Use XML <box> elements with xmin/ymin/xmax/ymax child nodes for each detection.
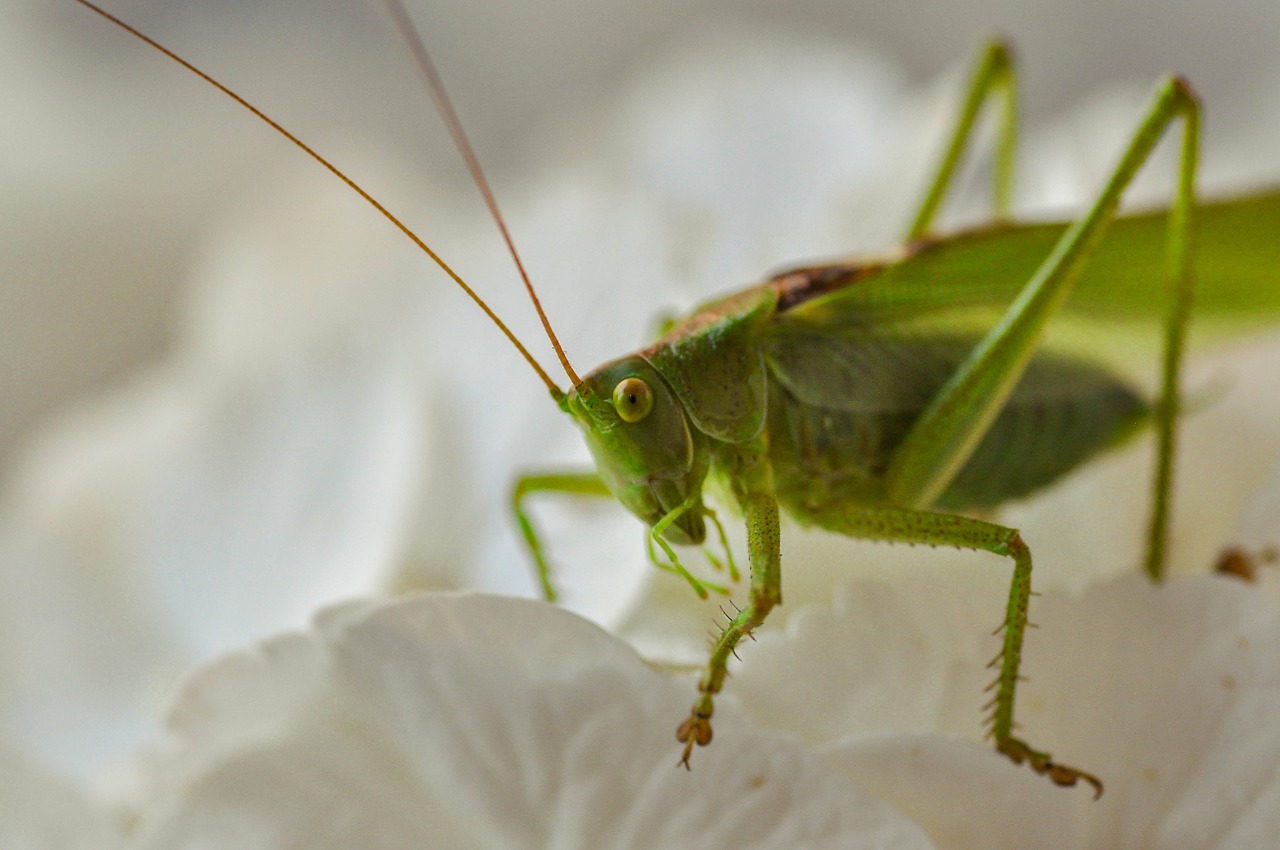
<box><xmin>73</xmin><ymin>0</ymin><xmax>566</xmax><ymax>398</ymax></box>
<box><xmin>380</xmin><ymin>0</ymin><xmax>581</xmax><ymax>388</ymax></box>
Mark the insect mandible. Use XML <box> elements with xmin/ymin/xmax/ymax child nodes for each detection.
<box><xmin>75</xmin><ymin>0</ymin><xmax>1280</xmax><ymax>799</ymax></box>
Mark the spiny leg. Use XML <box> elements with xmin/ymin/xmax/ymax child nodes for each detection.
<box><xmin>906</xmin><ymin>38</ymin><xmax>1018</xmax><ymax>240</ymax></box>
<box><xmin>678</xmin><ymin>441</ymin><xmax>780</xmax><ymax>768</ymax></box>
<box><xmin>808</xmin><ymin>503</ymin><xmax>1103</xmax><ymax>798</ymax></box>
<box><xmin>886</xmin><ymin>77</ymin><xmax>1200</xmax><ymax>586</ymax></box>
<box><xmin>512</xmin><ymin>471</ymin><xmax>611</xmax><ymax>601</ymax></box>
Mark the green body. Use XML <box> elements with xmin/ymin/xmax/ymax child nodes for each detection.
<box><xmin>574</xmin><ymin>259</ymin><xmax>1148</xmax><ymax>538</ymax></box>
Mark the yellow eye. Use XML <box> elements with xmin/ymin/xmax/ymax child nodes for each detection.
<box><xmin>613</xmin><ymin>377</ymin><xmax>654</xmax><ymax>423</ymax></box>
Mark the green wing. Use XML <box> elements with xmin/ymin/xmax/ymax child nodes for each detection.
<box><xmin>761</xmin><ymin>328</ymin><xmax>1148</xmax><ymax>510</ymax></box>
<box><xmin>781</xmin><ymin>188</ymin><xmax>1280</xmax><ymax>352</ymax></box>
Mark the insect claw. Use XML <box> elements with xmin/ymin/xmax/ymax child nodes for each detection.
<box><xmin>999</xmin><ymin>737</ymin><xmax>1104</xmax><ymax>799</ymax></box>
<box><xmin>1067</xmin><ymin>770</ymin><xmax>1106</xmax><ymax>801</ymax></box>
<box><xmin>676</xmin><ymin>705</ymin><xmax>715</xmax><ymax>770</ymax></box>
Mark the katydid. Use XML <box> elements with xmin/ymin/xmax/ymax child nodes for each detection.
<box><xmin>75</xmin><ymin>0</ymin><xmax>1280</xmax><ymax>800</ymax></box>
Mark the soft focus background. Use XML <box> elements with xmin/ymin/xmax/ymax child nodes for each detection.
<box><xmin>7</xmin><ymin>0</ymin><xmax>1280</xmax><ymax>468</ymax></box>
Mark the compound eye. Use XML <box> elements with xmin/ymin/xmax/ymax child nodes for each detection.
<box><xmin>613</xmin><ymin>377</ymin><xmax>654</xmax><ymax>423</ymax></box>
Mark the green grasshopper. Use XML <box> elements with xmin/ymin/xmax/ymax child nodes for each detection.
<box><xmin>77</xmin><ymin>0</ymin><xmax>1280</xmax><ymax>799</ymax></box>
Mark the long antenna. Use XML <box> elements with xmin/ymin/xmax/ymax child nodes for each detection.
<box><xmin>380</xmin><ymin>0</ymin><xmax>581</xmax><ymax>388</ymax></box>
<box><xmin>73</xmin><ymin>0</ymin><xmax>566</xmax><ymax>397</ymax></box>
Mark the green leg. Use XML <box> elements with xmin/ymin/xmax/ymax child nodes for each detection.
<box><xmin>649</xmin><ymin>497</ymin><xmax>731</xmax><ymax>599</ymax></box>
<box><xmin>512</xmin><ymin>471</ymin><xmax>611</xmax><ymax>602</ymax></box>
<box><xmin>700</xmin><ymin>505</ymin><xmax>741</xmax><ymax>583</ymax></box>
<box><xmin>808</xmin><ymin>503</ymin><xmax>1103</xmax><ymax>797</ymax></box>
<box><xmin>678</xmin><ymin>440</ymin><xmax>781</xmax><ymax>767</ymax></box>
<box><xmin>1146</xmin><ymin>87</ymin><xmax>1199</xmax><ymax>580</ymax></box>
<box><xmin>886</xmin><ymin>76</ymin><xmax>1199</xmax><ymax>585</ymax></box>
<box><xmin>514</xmin><ymin>471</ymin><xmax>735</xmax><ymax>601</ymax></box>
<box><xmin>906</xmin><ymin>38</ymin><xmax>1018</xmax><ymax>240</ymax></box>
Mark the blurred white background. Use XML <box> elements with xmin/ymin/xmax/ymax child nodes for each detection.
<box><xmin>5</xmin><ymin>0</ymin><xmax>1280</xmax><ymax>468</ymax></box>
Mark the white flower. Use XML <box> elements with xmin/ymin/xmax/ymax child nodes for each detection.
<box><xmin>121</xmin><ymin>593</ymin><xmax>933</xmax><ymax>849</ymax></box>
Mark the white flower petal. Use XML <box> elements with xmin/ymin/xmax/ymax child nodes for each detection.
<box><xmin>819</xmin><ymin>735</ymin><xmax>1074</xmax><ymax>848</ymax></box>
<box><xmin>0</xmin><ymin>153</ymin><xmax>438</xmax><ymax>780</ymax></box>
<box><xmin>733</xmin><ymin>569</ymin><xmax>1280</xmax><ymax>848</ymax></box>
<box><xmin>0</xmin><ymin>740</ymin><xmax>120</xmax><ymax>850</ymax></box>
<box><xmin>604</xmin><ymin>28</ymin><xmax>914</xmax><ymax>281</ymax></box>
<box><xmin>0</xmin><ymin>376</ymin><xmax>192</xmax><ymax>778</ymax></box>
<box><xmin>129</xmin><ymin>594</ymin><xmax>935</xmax><ymax>849</ymax></box>
<box><xmin>733</xmin><ymin>566</ymin><xmax>1006</xmax><ymax>744</ymax></box>
<box><xmin>0</xmin><ymin>349</ymin><xmax>428</xmax><ymax>767</ymax></box>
